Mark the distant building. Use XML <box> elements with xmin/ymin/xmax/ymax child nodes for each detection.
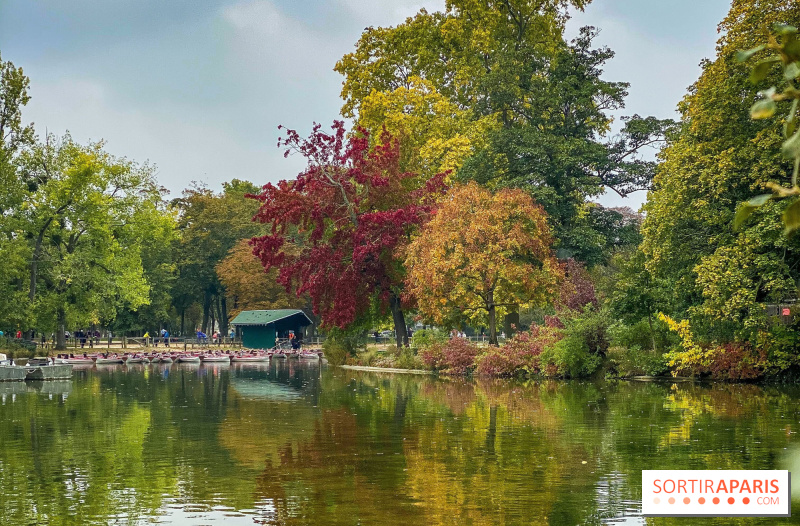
<box><xmin>230</xmin><ymin>309</ymin><xmax>313</xmax><ymax>349</ymax></box>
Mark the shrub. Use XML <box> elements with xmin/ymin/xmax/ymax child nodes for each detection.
<box><xmin>322</xmin><ymin>328</ymin><xmax>367</xmax><ymax>365</ymax></box>
<box><xmin>606</xmin><ymin>345</ymin><xmax>669</xmax><ymax>377</ymax></box>
<box><xmin>422</xmin><ymin>337</ymin><xmax>480</xmax><ymax>375</ymax></box>
<box><xmin>474</xmin><ymin>325</ymin><xmax>562</xmax><ymax>377</ymax></box>
<box><xmin>540</xmin><ymin>334</ymin><xmax>601</xmax><ymax>378</ymax></box>
<box><xmin>411</xmin><ymin>328</ymin><xmax>448</xmax><ymax>350</ymax></box>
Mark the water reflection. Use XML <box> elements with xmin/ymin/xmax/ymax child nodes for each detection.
<box><xmin>0</xmin><ymin>363</ymin><xmax>799</xmax><ymax>525</ymax></box>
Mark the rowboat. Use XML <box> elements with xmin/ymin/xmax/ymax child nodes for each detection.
<box><xmin>160</xmin><ymin>356</ymin><xmax>174</xmax><ymax>364</ymax></box>
<box><xmin>95</xmin><ymin>356</ymin><xmax>124</xmax><ymax>365</ymax></box>
<box><xmin>201</xmin><ymin>355</ymin><xmax>231</xmax><ymax>363</ymax></box>
<box><xmin>55</xmin><ymin>357</ymin><xmax>95</xmax><ymax>365</ymax></box>
<box><xmin>126</xmin><ymin>356</ymin><xmax>149</xmax><ymax>364</ymax></box>
<box><xmin>177</xmin><ymin>355</ymin><xmax>201</xmax><ymax>363</ymax></box>
<box><xmin>230</xmin><ymin>355</ymin><xmax>269</xmax><ymax>362</ymax></box>
<box><xmin>299</xmin><ymin>352</ymin><xmax>321</xmax><ymax>360</ymax></box>
<box><xmin>270</xmin><ymin>352</ymin><xmax>287</xmax><ymax>359</ymax></box>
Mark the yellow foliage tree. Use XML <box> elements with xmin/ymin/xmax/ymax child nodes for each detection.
<box><xmin>357</xmin><ymin>77</ymin><xmax>498</xmax><ymax>180</ymax></box>
<box><xmin>404</xmin><ymin>182</ymin><xmax>561</xmax><ymax>344</ymax></box>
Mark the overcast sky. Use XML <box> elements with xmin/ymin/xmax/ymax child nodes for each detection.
<box><xmin>0</xmin><ymin>0</ymin><xmax>730</xmax><ymax>209</ymax></box>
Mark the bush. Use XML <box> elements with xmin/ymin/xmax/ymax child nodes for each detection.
<box><xmin>322</xmin><ymin>328</ymin><xmax>367</xmax><ymax>366</ymax></box>
<box><xmin>421</xmin><ymin>337</ymin><xmax>480</xmax><ymax>375</ymax></box>
<box><xmin>411</xmin><ymin>328</ymin><xmax>448</xmax><ymax>350</ymax></box>
<box><xmin>474</xmin><ymin>325</ymin><xmax>562</xmax><ymax>377</ymax></box>
<box><xmin>540</xmin><ymin>334</ymin><xmax>601</xmax><ymax>378</ymax></box>
<box><xmin>607</xmin><ymin>318</ymin><xmax>677</xmax><ymax>353</ymax></box>
<box><xmin>606</xmin><ymin>345</ymin><xmax>669</xmax><ymax>377</ymax></box>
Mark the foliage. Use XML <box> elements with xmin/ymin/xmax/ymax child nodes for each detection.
<box><xmin>420</xmin><ymin>337</ymin><xmax>480</xmax><ymax>375</ymax></box>
<box><xmin>605</xmin><ymin>346</ymin><xmax>669</xmax><ymax>378</ymax></box>
<box><xmin>216</xmin><ymin>239</ymin><xmax>306</xmax><ymax>318</ymax></box>
<box><xmin>356</xmin><ymin>77</ymin><xmax>497</xmax><ymax>180</ymax></box>
<box><xmin>735</xmin><ymin>20</ymin><xmax>800</xmax><ymax>232</ymax></box>
<box><xmin>404</xmin><ymin>182</ymin><xmax>560</xmax><ymax>344</ymax></box>
<box><xmin>336</xmin><ymin>2</ymin><xmax>674</xmax><ymax>266</ymax></box>
<box><xmin>11</xmin><ymin>134</ymin><xmax>165</xmax><ymax>348</ymax></box>
<box><xmin>641</xmin><ymin>1</ymin><xmax>800</xmax><ymax>342</ymax></box>
<box><xmin>539</xmin><ymin>334</ymin><xmax>600</xmax><ymax>379</ymax></box>
<box><xmin>322</xmin><ymin>326</ymin><xmax>368</xmax><ymax>365</ymax></box>
<box><xmin>171</xmin><ymin>179</ymin><xmax>263</xmax><ymax>335</ymax></box>
<box><xmin>557</xmin><ymin>259</ymin><xmax>597</xmax><ymax>312</ymax></box>
<box><xmin>539</xmin><ymin>308</ymin><xmax>609</xmax><ymax>378</ymax></box>
<box><xmin>250</xmin><ymin>122</ymin><xmax>445</xmax><ymax>347</ymax></box>
<box><xmin>410</xmin><ymin>328</ymin><xmax>448</xmax><ymax>350</ymax></box>
<box><xmin>474</xmin><ymin>324</ymin><xmax>562</xmax><ymax>377</ymax></box>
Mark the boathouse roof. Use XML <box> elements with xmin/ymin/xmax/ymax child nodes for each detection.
<box><xmin>230</xmin><ymin>309</ymin><xmax>312</xmax><ymax>327</ymax></box>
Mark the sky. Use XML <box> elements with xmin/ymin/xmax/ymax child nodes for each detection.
<box><xmin>0</xmin><ymin>0</ymin><xmax>731</xmax><ymax>210</ymax></box>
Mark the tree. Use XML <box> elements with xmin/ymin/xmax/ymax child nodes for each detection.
<box><xmin>355</xmin><ymin>77</ymin><xmax>497</xmax><ymax>180</ymax></box>
<box><xmin>171</xmin><ymin>179</ymin><xmax>263</xmax><ymax>336</ymax></box>
<box><xmin>216</xmin><ymin>239</ymin><xmax>306</xmax><ymax>318</ymax></box>
<box><xmin>404</xmin><ymin>182</ymin><xmax>560</xmax><ymax>344</ymax></box>
<box><xmin>250</xmin><ymin>122</ymin><xmax>446</xmax><ymax>347</ymax></box>
<box><xmin>641</xmin><ymin>0</ymin><xmax>800</xmax><ymax>338</ymax></box>
<box><xmin>17</xmin><ymin>134</ymin><xmax>161</xmax><ymax>349</ymax></box>
<box><xmin>336</xmin><ymin>2</ymin><xmax>675</xmax><ymax>264</ymax></box>
<box><xmin>0</xmin><ymin>52</ymin><xmax>35</xmax><ymax>331</ymax></box>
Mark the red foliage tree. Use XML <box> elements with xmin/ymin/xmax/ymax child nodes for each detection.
<box><xmin>249</xmin><ymin>121</ymin><xmax>446</xmax><ymax>347</ymax></box>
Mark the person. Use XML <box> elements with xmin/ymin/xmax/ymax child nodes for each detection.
<box><xmin>160</xmin><ymin>328</ymin><xmax>170</xmax><ymax>347</ymax></box>
<box><xmin>78</xmin><ymin>329</ymin><xmax>87</xmax><ymax>348</ymax></box>
<box><xmin>212</xmin><ymin>331</ymin><xmax>219</xmax><ymax>344</ymax></box>
<box><xmin>15</xmin><ymin>329</ymin><xmax>21</xmax><ymax>339</ymax></box>
<box><xmin>229</xmin><ymin>328</ymin><xmax>235</xmax><ymax>340</ymax></box>
<box><xmin>374</xmin><ymin>331</ymin><xmax>380</xmax><ymax>343</ymax></box>
<box><xmin>0</xmin><ymin>330</ymin><xmax>4</xmax><ymax>338</ymax></box>
<box><xmin>289</xmin><ymin>331</ymin><xmax>300</xmax><ymax>350</ymax></box>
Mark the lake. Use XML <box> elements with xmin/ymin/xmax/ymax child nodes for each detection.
<box><xmin>1</xmin><ymin>361</ymin><xmax>799</xmax><ymax>525</ymax></box>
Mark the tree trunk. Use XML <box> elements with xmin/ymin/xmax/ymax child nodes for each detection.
<box><xmin>56</xmin><ymin>308</ymin><xmax>67</xmax><ymax>351</ymax></box>
<box><xmin>220</xmin><ymin>296</ymin><xmax>228</xmax><ymax>336</ymax></box>
<box><xmin>648</xmin><ymin>311</ymin><xmax>657</xmax><ymax>352</ymax></box>
<box><xmin>180</xmin><ymin>308</ymin><xmax>185</xmax><ymax>337</ymax></box>
<box><xmin>488</xmin><ymin>292</ymin><xmax>497</xmax><ymax>346</ymax></box>
<box><xmin>503</xmin><ymin>309</ymin><xmax>519</xmax><ymax>339</ymax></box>
<box><xmin>389</xmin><ymin>293</ymin><xmax>409</xmax><ymax>348</ymax></box>
<box><xmin>202</xmin><ymin>292</ymin><xmax>211</xmax><ymax>335</ymax></box>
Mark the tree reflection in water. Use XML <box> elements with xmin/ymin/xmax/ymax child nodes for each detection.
<box><xmin>0</xmin><ymin>363</ymin><xmax>799</xmax><ymax>525</ymax></box>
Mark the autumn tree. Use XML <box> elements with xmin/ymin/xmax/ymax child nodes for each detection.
<box><xmin>250</xmin><ymin>122</ymin><xmax>446</xmax><ymax>347</ymax></box>
<box><xmin>216</xmin><ymin>239</ymin><xmax>307</xmax><ymax>318</ymax></box>
<box><xmin>336</xmin><ymin>1</ymin><xmax>675</xmax><ymax>264</ymax></box>
<box><xmin>404</xmin><ymin>182</ymin><xmax>560</xmax><ymax>345</ymax></box>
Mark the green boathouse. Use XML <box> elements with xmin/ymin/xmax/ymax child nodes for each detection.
<box><xmin>230</xmin><ymin>309</ymin><xmax>313</xmax><ymax>349</ymax></box>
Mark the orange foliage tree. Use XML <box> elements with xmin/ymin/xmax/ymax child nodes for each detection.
<box><xmin>216</xmin><ymin>239</ymin><xmax>307</xmax><ymax>319</ymax></box>
<box><xmin>404</xmin><ymin>183</ymin><xmax>561</xmax><ymax>345</ymax></box>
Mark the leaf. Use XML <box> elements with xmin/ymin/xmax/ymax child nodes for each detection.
<box><xmin>782</xmin><ymin>129</ymin><xmax>800</xmax><ymax>159</ymax></box>
<box><xmin>734</xmin><ymin>194</ymin><xmax>772</xmax><ymax>230</ymax></box>
<box><xmin>774</xmin><ymin>23</ymin><xmax>799</xmax><ymax>36</ymax></box>
<box><xmin>783</xmin><ymin>199</ymin><xmax>800</xmax><ymax>234</ymax></box>
<box><xmin>747</xmin><ymin>194</ymin><xmax>773</xmax><ymax>206</ymax></box>
<box><xmin>786</xmin><ymin>62</ymin><xmax>800</xmax><ymax>81</ymax></box>
<box><xmin>751</xmin><ymin>99</ymin><xmax>777</xmax><ymax>120</ymax></box>
<box><xmin>750</xmin><ymin>60</ymin><xmax>775</xmax><ymax>83</ymax></box>
<box><xmin>734</xmin><ymin>204</ymin><xmax>757</xmax><ymax>231</ymax></box>
<box><xmin>735</xmin><ymin>45</ymin><xmax>766</xmax><ymax>62</ymax></box>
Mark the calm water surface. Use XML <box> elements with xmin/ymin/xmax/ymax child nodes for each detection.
<box><xmin>1</xmin><ymin>362</ymin><xmax>800</xmax><ymax>525</ymax></box>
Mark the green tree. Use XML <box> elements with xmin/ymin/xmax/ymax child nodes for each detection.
<box><xmin>641</xmin><ymin>0</ymin><xmax>800</xmax><ymax>340</ymax></box>
<box><xmin>18</xmin><ymin>134</ymin><xmax>162</xmax><ymax>349</ymax></box>
<box><xmin>336</xmin><ymin>2</ymin><xmax>674</xmax><ymax>265</ymax></box>
<box><xmin>171</xmin><ymin>179</ymin><xmax>263</xmax><ymax>336</ymax></box>
<box><xmin>0</xmin><ymin>52</ymin><xmax>35</xmax><ymax>331</ymax></box>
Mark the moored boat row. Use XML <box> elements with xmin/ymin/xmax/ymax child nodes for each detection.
<box><xmin>52</xmin><ymin>348</ymin><xmax>324</xmax><ymax>366</ymax></box>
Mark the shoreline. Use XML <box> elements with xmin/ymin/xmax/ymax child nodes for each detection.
<box><xmin>338</xmin><ymin>365</ymin><xmax>434</xmax><ymax>375</ymax></box>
